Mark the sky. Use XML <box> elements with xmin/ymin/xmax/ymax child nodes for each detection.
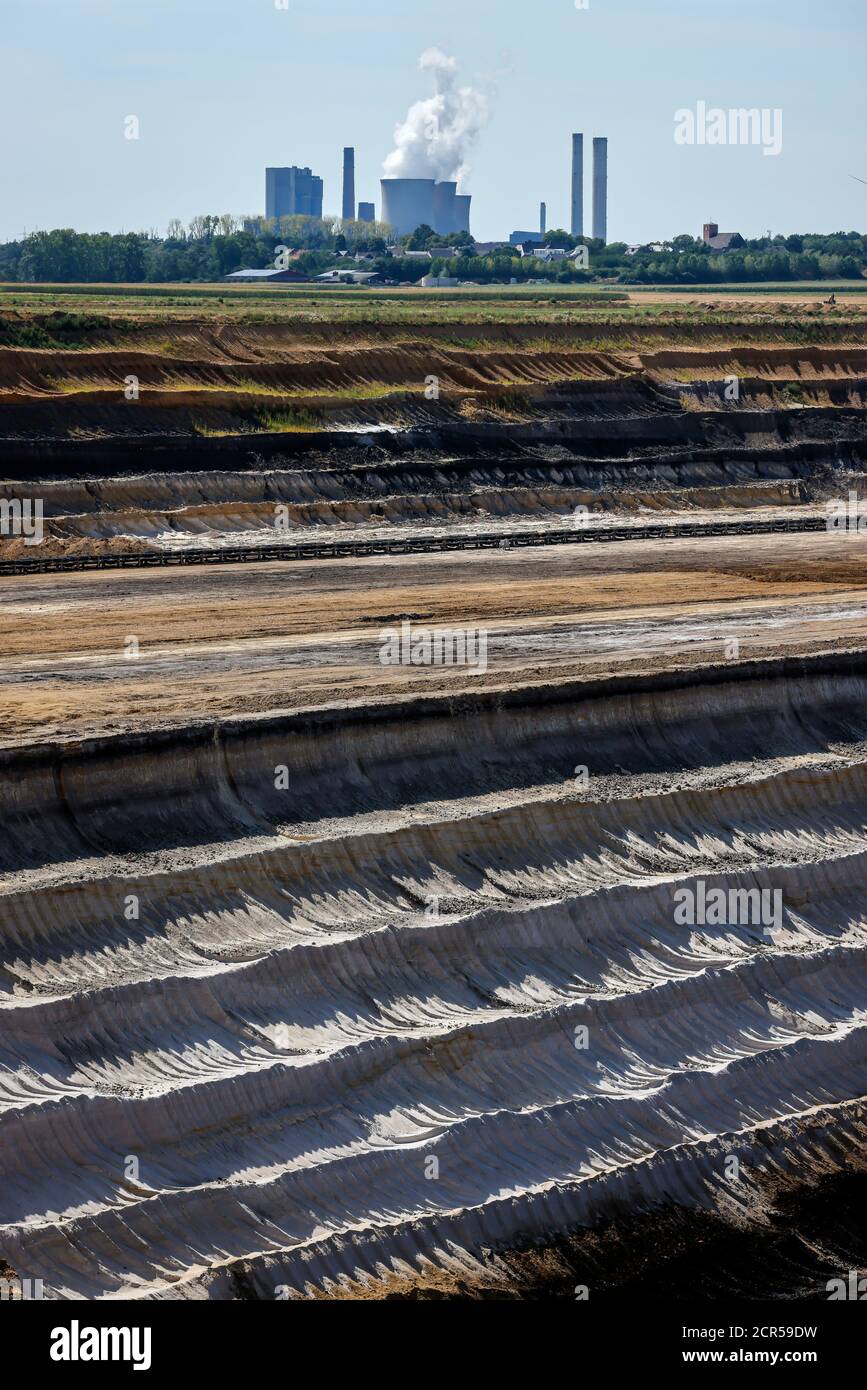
<box><xmin>0</xmin><ymin>0</ymin><xmax>864</xmax><ymax>245</ymax></box>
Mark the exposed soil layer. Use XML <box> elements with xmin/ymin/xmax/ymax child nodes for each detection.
<box><xmin>2</xmin><ymin>297</ymin><xmax>866</xmax><ymax>1301</ymax></box>
<box><xmin>3</xmin><ymin>311</ymin><xmax>867</xmax><ymax>561</ymax></box>
<box><xmin>309</xmin><ymin>1165</ymin><xmax>867</xmax><ymax>1301</ymax></box>
<box><xmin>1</xmin><ymin>312</ymin><xmax>867</xmax><ymax>442</ymax></box>
<box><xmin>2</xmin><ymin>529</ymin><xmax>867</xmax><ymax>745</ymax></box>
<box><xmin>3</xmin><ymin>655</ymin><xmax>867</xmax><ymax>1297</ymax></box>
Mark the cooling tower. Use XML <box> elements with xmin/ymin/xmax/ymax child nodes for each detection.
<box><xmin>433</xmin><ymin>181</ymin><xmax>458</xmax><ymax>235</ymax></box>
<box><xmin>380</xmin><ymin>179</ymin><xmax>436</xmax><ymax>238</ymax></box>
<box><xmin>593</xmin><ymin>136</ymin><xmax>608</xmax><ymax>243</ymax></box>
<box><xmin>454</xmin><ymin>194</ymin><xmax>472</xmax><ymax>235</ymax></box>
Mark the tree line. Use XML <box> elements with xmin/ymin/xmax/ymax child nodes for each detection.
<box><xmin>0</xmin><ymin>216</ymin><xmax>392</xmax><ymax>284</ymax></box>
<box><xmin>0</xmin><ymin>220</ymin><xmax>863</xmax><ymax>285</ymax></box>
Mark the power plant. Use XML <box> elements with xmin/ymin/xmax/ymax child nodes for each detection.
<box><xmin>380</xmin><ymin>178</ymin><xmax>472</xmax><ymax>239</ymax></box>
<box><xmin>263</xmin><ymin>127</ymin><xmax>610</xmax><ymax>245</ymax></box>
<box><xmin>265</xmin><ymin>166</ymin><xmax>323</xmax><ymax>221</ymax></box>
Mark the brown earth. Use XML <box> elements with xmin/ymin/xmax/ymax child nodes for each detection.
<box><xmin>3</xmin><ymin>292</ymin><xmax>867</xmax><ymax>1303</ymax></box>
<box><xmin>2</xmin><ymin>529</ymin><xmax>866</xmax><ymax>746</ymax></box>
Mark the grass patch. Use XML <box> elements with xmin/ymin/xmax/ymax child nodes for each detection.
<box><xmin>782</xmin><ymin>381</ymin><xmax>807</xmax><ymax>403</ymax></box>
<box><xmin>253</xmin><ymin>407</ymin><xmax>325</xmax><ymax>433</ymax></box>
<box><xmin>0</xmin><ymin>310</ymin><xmax>126</xmax><ymax>348</ymax></box>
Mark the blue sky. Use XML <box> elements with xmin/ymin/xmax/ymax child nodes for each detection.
<box><xmin>0</xmin><ymin>0</ymin><xmax>864</xmax><ymax>243</ymax></box>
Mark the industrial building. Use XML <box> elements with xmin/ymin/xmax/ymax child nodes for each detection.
<box><xmin>265</xmin><ymin>166</ymin><xmax>323</xmax><ymax>221</ymax></box>
<box><xmin>380</xmin><ymin>179</ymin><xmax>472</xmax><ymax>239</ymax></box>
<box><xmin>224</xmin><ymin>267</ymin><xmax>310</xmax><ymax>284</ymax></box>
<box><xmin>511</xmin><ymin>198</ymin><xmax>547</xmax><ymax>248</ymax></box>
<box><xmin>518</xmin><ymin>245</ymin><xmax>568</xmax><ymax>262</ymax></box>
<box><xmin>358</xmin><ymin>202</ymin><xmax>375</xmax><ymax>223</ymax></box>
<box><xmin>316</xmin><ymin>268</ymin><xmax>380</xmax><ymax>285</ymax></box>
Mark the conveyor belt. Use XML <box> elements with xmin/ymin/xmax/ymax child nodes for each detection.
<box><xmin>0</xmin><ymin>515</ymin><xmax>830</xmax><ymax>577</ymax></box>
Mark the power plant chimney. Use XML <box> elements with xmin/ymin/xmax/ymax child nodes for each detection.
<box><xmin>342</xmin><ymin>147</ymin><xmax>356</xmax><ymax>222</ymax></box>
<box><xmin>571</xmin><ymin>134</ymin><xmax>584</xmax><ymax>237</ymax></box>
<box><xmin>540</xmin><ymin>201</ymin><xmax>547</xmax><ymax>236</ymax></box>
<box><xmin>592</xmin><ymin>137</ymin><xmax>608</xmax><ymax>243</ymax></box>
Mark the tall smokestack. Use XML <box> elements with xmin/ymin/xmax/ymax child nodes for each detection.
<box><xmin>342</xmin><ymin>147</ymin><xmax>356</xmax><ymax>222</ymax></box>
<box><xmin>592</xmin><ymin>137</ymin><xmax>608</xmax><ymax>243</ymax></box>
<box><xmin>540</xmin><ymin>201</ymin><xmax>547</xmax><ymax>236</ymax></box>
<box><xmin>571</xmin><ymin>134</ymin><xmax>583</xmax><ymax>237</ymax></box>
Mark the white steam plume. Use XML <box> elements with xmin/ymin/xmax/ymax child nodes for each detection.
<box><xmin>383</xmin><ymin>48</ymin><xmax>488</xmax><ymax>189</ymax></box>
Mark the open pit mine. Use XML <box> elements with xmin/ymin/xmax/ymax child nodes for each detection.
<box><xmin>2</xmin><ymin>288</ymin><xmax>867</xmax><ymax>1300</ymax></box>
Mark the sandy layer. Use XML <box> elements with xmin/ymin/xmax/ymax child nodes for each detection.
<box><xmin>2</xmin><ymin>657</ymin><xmax>867</xmax><ymax>1297</ymax></box>
<box><xmin>1</xmin><ymin>530</ymin><xmax>866</xmax><ymax>745</ymax></box>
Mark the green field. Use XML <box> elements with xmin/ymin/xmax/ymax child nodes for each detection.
<box><xmin>1</xmin><ymin>280</ymin><xmax>867</xmax><ymax>337</ymax></box>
